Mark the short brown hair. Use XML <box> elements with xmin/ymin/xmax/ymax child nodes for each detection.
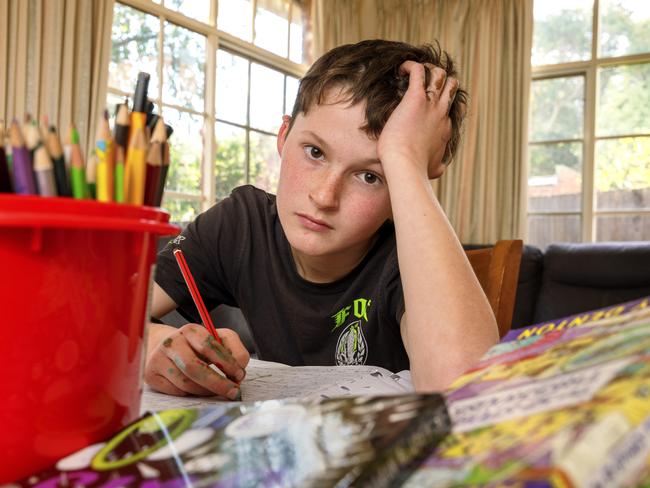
<box><xmin>289</xmin><ymin>39</ymin><xmax>467</xmax><ymax>164</ymax></box>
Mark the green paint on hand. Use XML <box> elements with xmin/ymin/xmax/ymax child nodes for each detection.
<box><xmin>163</xmin><ymin>337</ymin><xmax>173</xmax><ymax>348</ymax></box>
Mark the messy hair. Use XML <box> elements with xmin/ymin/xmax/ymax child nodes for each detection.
<box><xmin>289</xmin><ymin>39</ymin><xmax>467</xmax><ymax>163</ymax></box>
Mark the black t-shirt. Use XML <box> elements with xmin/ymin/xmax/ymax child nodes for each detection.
<box><xmin>155</xmin><ymin>185</ymin><xmax>409</xmax><ymax>372</ymax></box>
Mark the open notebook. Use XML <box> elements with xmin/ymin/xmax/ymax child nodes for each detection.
<box><xmin>141</xmin><ymin>358</ymin><xmax>413</xmax><ymax>413</ymax></box>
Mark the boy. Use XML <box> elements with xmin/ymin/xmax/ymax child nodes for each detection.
<box><xmin>146</xmin><ymin>39</ymin><xmax>498</xmax><ymax>400</ymax></box>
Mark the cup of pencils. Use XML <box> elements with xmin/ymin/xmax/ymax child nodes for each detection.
<box><xmin>0</xmin><ymin>73</ymin><xmax>180</xmax><ymax>483</ymax></box>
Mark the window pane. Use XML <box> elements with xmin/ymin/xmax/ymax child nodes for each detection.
<box><xmin>597</xmin><ymin>63</ymin><xmax>650</xmax><ymax>137</ymax></box>
<box><xmin>250</xmin><ymin>63</ymin><xmax>284</xmax><ymax>133</ymax></box>
<box><xmin>527</xmin><ymin>215</ymin><xmax>581</xmax><ymax>249</ymax></box>
<box><xmin>528</xmin><ymin>142</ymin><xmax>582</xmax><ymax>212</ymax></box>
<box><xmin>215</xmin><ymin>122</ymin><xmax>247</xmax><ymax>199</ymax></box>
<box><xmin>163</xmin><ymin>22</ymin><xmax>206</xmax><ymax>111</ymax></box>
<box><xmin>109</xmin><ymin>4</ymin><xmax>160</xmax><ymax>99</ymax></box>
<box><xmin>254</xmin><ymin>0</ymin><xmax>289</xmax><ymax>58</ymax></box>
<box><xmin>595</xmin><ymin>137</ymin><xmax>650</xmax><ymax>210</ymax></box>
<box><xmin>165</xmin><ymin>0</ymin><xmax>210</xmax><ymax>23</ymax></box>
<box><xmin>289</xmin><ymin>1</ymin><xmax>305</xmax><ymax>63</ymax></box>
<box><xmin>530</xmin><ymin>76</ymin><xmax>584</xmax><ymax>142</ymax></box>
<box><xmin>216</xmin><ymin>50</ymin><xmax>249</xmax><ymax>125</ymax></box>
<box><xmin>218</xmin><ymin>0</ymin><xmax>253</xmax><ymax>41</ymax></box>
<box><xmin>164</xmin><ymin>107</ymin><xmax>204</xmax><ymax>194</ymax></box>
<box><xmin>161</xmin><ymin>197</ymin><xmax>201</xmax><ymax>223</ymax></box>
<box><xmin>600</xmin><ymin>0</ymin><xmax>650</xmax><ymax>58</ymax></box>
<box><xmin>532</xmin><ymin>0</ymin><xmax>592</xmax><ymax>66</ymax></box>
<box><xmin>285</xmin><ymin>76</ymin><xmax>299</xmax><ymax>114</ymax></box>
<box><xmin>250</xmin><ymin>131</ymin><xmax>280</xmax><ymax>193</ymax></box>
<box><xmin>596</xmin><ymin>214</ymin><xmax>650</xmax><ymax>241</ymax></box>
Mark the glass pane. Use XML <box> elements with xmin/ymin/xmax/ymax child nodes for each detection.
<box><xmin>530</xmin><ymin>76</ymin><xmax>584</xmax><ymax>142</ymax></box>
<box><xmin>250</xmin><ymin>63</ymin><xmax>284</xmax><ymax>133</ymax></box>
<box><xmin>600</xmin><ymin>0</ymin><xmax>650</xmax><ymax>58</ymax></box>
<box><xmin>528</xmin><ymin>142</ymin><xmax>583</xmax><ymax>212</ymax></box>
<box><xmin>527</xmin><ymin>215</ymin><xmax>581</xmax><ymax>249</ymax></box>
<box><xmin>289</xmin><ymin>1</ymin><xmax>305</xmax><ymax>63</ymax></box>
<box><xmin>532</xmin><ymin>0</ymin><xmax>592</xmax><ymax>66</ymax></box>
<box><xmin>596</xmin><ymin>214</ymin><xmax>650</xmax><ymax>241</ymax></box>
<box><xmin>164</xmin><ymin>0</ymin><xmax>210</xmax><ymax>23</ymax></box>
<box><xmin>109</xmin><ymin>4</ymin><xmax>160</xmax><ymax>99</ymax></box>
<box><xmin>595</xmin><ymin>137</ymin><xmax>650</xmax><ymax>210</ymax></box>
<box><xmin>163</xmin><ymin>22</ymin><xmax>206</xmax><ymax>111</ymax></box>
<box><xmin>285</xmin><ymin>76</ymin><xmax>299</xmax><ymax>115</ymax></box>
<box><xmin>164</xmin><ymin>107</ymin><xmax>204</xmax><ymax>194</ymax></box>
<box><xmin>161</xmin><ymin>196</ymin><xmax>201</xmax><ymax>223</ymax></box>
<box><xmin>597</xmin><ymin>63</ymin><xmax>650</xmax><ymax>137</ymax></box>
<box><xmin>250</xmin><ymin>131</ymin><xmax>280</xmax><ymax>193</ymax></box>
<box><xmin>215</xmin><ymin>122</ymin><xmax>247</xmax><ymax>199</ymax></box>
<box><xmin>218</xmin><ymin>0</ymin><xmax>253</xmax><ymax>42</ymax></box>
<box><xmin>254</xmin><ymin>0</ymin><xmax>289</xmax><ymax>57</ymax></box>
<box><xmin>216</xmin><ymin>50</ymin><xmax>249</xmax><ymax>125</ymax></box>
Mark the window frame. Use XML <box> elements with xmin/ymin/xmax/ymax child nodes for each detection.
<box><xmin>108</xmin><ymin>0</ymin><xmax>307</xmax><ymax>217</ymax></box>
<box><xmin>527</xmin><ymin>0</ymin><xmax>650</xmax><ymax>242</ymax></box>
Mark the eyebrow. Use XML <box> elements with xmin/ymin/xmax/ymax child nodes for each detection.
<box><xmin>300</xmin><ymin>130</ymin><xmax>382</xmax><ymax>168</ymax></box>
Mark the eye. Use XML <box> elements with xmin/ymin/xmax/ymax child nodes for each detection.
<box><xmin>358</xmin><ymin>172</ymin><xmax>382</xmax><ymax>186</ymax></box>
<box><xmin>303</xmin><ymin>145</ymin><xmax>324</xmax><ymax>161</ymax></box>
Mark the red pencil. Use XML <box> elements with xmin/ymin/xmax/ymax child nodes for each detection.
<box><xmin>173</xmin><ymin>248</ymin><xmax>223</xmax><ymax>344</ymax></box>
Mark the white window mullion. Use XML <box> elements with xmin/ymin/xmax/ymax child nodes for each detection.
<box><xmin>583</xmin><ymin>65</ymin><xmax>597</xmax><ymax>242</ymax></box>
<box><xmin>203</xmin><ymin>33</ymin><xmax>218</xmax><ymax>212</ymax></box>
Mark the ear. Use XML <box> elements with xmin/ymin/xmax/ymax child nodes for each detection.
<box><xmin>277</xmin><ymin>115</ymin><xmax>292</xmax><ymax>156</ymax></box>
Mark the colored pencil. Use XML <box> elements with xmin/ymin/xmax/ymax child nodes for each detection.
<box><xmin>33</xmin><ymin>144</ymin><xmax>57</xmax><ymax>197</ymax></box>
<box><xmin>125</xmin><ymin>73</ymin><xmax>149</xmax><ymax>198</ymax></box>
<box><xmin>86</xmin><ymin>150</ymin><xmax>97</xmax><ymax>199</ymax></box>
<box><xmin>144</xmin><ymin>141</ymin><xmax>162</xmax><ymax>207</ymax></box>
<box><xmin>95</xmin><ymin>111</ymin><xmax>113</xmax><ymax>202</ymax></box>
<box><xmin>152</xmin><ymin>117</ymin><xmax>170</xmax><ymax>207</ymax></box>
<box><xmin>173</xmin><ymin>248</ymin><xmax>223</xmax><ymax>344</ymax></box>
<box><xmin>126</xmin><ymin>126</ymin><xmax>147</xmax><ymax>205</ymax></box>
<box><xmin>46</xmin><ymin>126</ymin><xmax>71</xmax><ymax>197</ymax></box>
<box><xmin>0</xmin><ymin>122</ymin><xmax>12</xmax><ymax>193</ymax></box>
<box><xmin>113</xmin><ymin>103</ymin><xmax>129</xmax><ymax>203</ymax></box>
<box><xmin>9</xmin><ymin>120</ymin><xmax>37</xmax><ymax>194</ymax></box>
<box><xmin>69</xmin><ymin>125</ymin><xmax>87</xmax><ymax>199</ymax></box>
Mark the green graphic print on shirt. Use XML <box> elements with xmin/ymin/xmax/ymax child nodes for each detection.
<box><xmin>331</xmin><ymin>298</ymin><xmax>371</xmax><ymax>366</ymax></box>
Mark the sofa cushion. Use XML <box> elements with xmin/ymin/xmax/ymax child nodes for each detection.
<box><xmin>511</xmin><ymin>245</ymin><xmax>544</xmax><ymax>328</ymax></box>
<box><xmin>533</xmin><ymin>242</ymin><xmax>650</xmax><ymax>323</ymax></box>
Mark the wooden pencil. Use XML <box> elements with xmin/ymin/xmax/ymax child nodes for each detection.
<box><xmin>114</xmin><ymin>102</ymin><xmax>129</xmax><ymax>203</ymax></box>
<box><xmin>33</xmin><ymin>144</ymin><xmax>57</xmax><ymax>197</ymax></box>
<box><xmin>144</xmin><ymin>141</ymin><xmax>162</xmax><ymax>206</ymax></box>
<box><xmin>69</xmin><ymin>125</ymin><xmax>87</xmax><ymax>199</ymax></box>
<box><xmin>46</xmin><ymin>126</ymin><xmax>71</xmax><ymax>197</ymax></box>
<box><xmin>0</xmin><ymin>121</ymin><xmax>12</xmax><ymax>193</ymax></box>
<box><xmin>9</xmin><ymin>121</ymin><xmax>36</xmax><ymax>195</ymax></box>
<box><xmin>151</xmin><ymin>117</ymin><xmax>169</xmax><ymax>207</ymax></box>
<box><xmin>126</xmin><ymin>126</ymin><xmax>147</xmax><ymax>205</ymax></box>
<box><xmin>95</xmin><ymin>111</ymin><xmax>113</xmax><ymax>202</ymax></box>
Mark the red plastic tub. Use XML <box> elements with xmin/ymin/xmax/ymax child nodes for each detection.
<box><xmin>0</xmin><ymin>195</ymin><xmax>179</xmax><ymax>482</ymax></box>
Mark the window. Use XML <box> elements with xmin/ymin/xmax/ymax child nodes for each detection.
<box><xmin>108</xmin><ymin>0</ymin><xmax>307</xmax><ymax>221</ymax></box>
<box><xmin>527</xmin><ymin>0</ymin><xmax>650</xmax><ymax>248</ymax></box>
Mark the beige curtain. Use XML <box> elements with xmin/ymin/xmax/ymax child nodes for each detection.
<box><xmin>310</xmin><ymin>0</ymin><xmax>533</xmax><ymax>243</ymax></box>
<box><xmin>0</xmin><ymin>0</ymin><xmax>114</xmax><ymax>160</ymax></box>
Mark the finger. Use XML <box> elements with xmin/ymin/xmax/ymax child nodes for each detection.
<box><xmin>424</xmin><ymin>65</ymin><xmax>447</xmax><ymax>102</ymax></box>
<box><xmin>153</xmin><ymin>353</ymin><xmax>215</xmax><ymax>396</ymax></box>
<box><xmin>217</xmin><ymin>328</ymin><xmax>251</xmax><ymax>369</ymax></box>
<box><xmin>398</xmin><ymin>60</ymin><xmax>427</xmax><ymax>98</ymax></box>
<box><xmin>181</xmin><ymin>324</ymin><xmax>247</xmax><ymax>382</ymax></box>
<box><xmin>146</xmin><ymin>372</ymin><xmax>188</xmax><ymax>396</ymax></box>
<box><xmin>440</xmin><ymin>77</ymin><xmax>459</xmax><ymax>114</ymax></box>
<box><xmin>163</xmin><ymin>330</ymin><xmax>242</xmax><ymax>399</ymax></box>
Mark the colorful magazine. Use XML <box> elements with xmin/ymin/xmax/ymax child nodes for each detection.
<box><xmin>16</xmin><ymin>393</ymin><xmax>450</xmax><ymax>488</ymax></box>
<box><xmin>403</xmin><ymin>302</ymin><xmax>650</xmax><ymax>487</ymax></box>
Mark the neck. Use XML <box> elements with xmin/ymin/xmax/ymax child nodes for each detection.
<box><xmin>291</xmin><ymin>237</ymin><xmax>377</xmax><ymax>283</ymax></box>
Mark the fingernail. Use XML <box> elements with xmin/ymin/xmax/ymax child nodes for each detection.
<box><xmin>227</xmin><ymin>387</ymin><xmax>241</xmax><ymax>401</ymax></box>
<box><xmin>235</xmin><ymin>368</ymin><xmax>245</xmax><ymax>382</ymax></box>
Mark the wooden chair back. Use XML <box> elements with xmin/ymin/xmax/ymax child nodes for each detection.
<box><xmin>465</xmin><ymin>240</ymin><xmax>523</xmax><ymax>338</ymax></box>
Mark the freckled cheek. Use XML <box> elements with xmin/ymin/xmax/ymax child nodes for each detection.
<box><xmin>344</xmin><ymin>197</ymin><xmax>390</xmax><ymax>233</ymax></box>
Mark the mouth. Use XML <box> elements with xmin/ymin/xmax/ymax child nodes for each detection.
<box><xmin>296</xmin><ymin>213</ymin><xmax>333</xmax><ymax>231</ymax></box>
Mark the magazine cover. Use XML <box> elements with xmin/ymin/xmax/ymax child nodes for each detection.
<box><xmin>403</xmin><ymin>304</ymin><xmax>650</xmax><ymax>487</ymax></box>
<box><xmin>14</xmin><ymin>393</ymin><xmax>450</xmax><ymax>488</ymax></box>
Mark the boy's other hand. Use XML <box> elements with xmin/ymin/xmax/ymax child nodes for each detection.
<box><xmin>378</xmin><ymin>60</ymin><xmax>463</xmax><ymax>179</ymax></box>
<box><xmin>144</xmin><ymin>323</ymin><xmax>249</xmax><ymax>399</ymax></box>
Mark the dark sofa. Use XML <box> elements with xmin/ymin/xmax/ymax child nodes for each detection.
<box><xmin>507</xmin><ymin>242</ymin><xmax>650</xmax><ymax>329</ymax></box>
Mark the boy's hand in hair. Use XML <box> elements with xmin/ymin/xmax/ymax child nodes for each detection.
<box><xmin>378</xmin><ymin>61</ymin><xmax>460</xmax><ymax>179</ymax></box>
<box><xmin>144</xmin><ymin>322</ymin><xmax>249</xmax><ymax>399</ymax></box>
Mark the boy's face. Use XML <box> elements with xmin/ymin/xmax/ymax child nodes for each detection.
<box><xmin>275</xmin><ymin>91</ymin><xmax>392</xmax><ymax>262</ymax></box>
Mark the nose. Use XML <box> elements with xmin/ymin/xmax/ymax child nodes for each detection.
<box><xmin>309</xmin><ymin>169</ymin><xmax>341</xmax><ymax>211</ymax></box>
